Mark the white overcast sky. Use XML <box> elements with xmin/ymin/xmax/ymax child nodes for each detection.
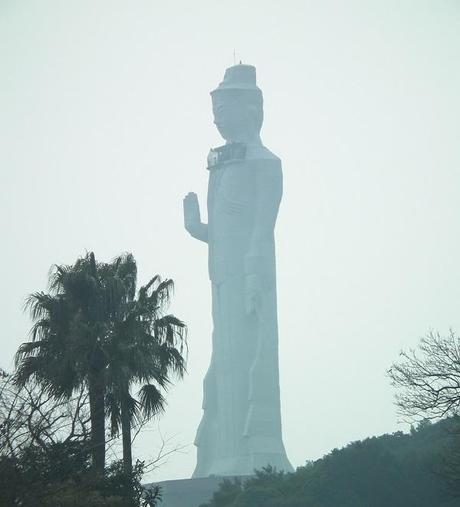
<box><xmin>1</xmin><ymin>0</ymin><xmax>460</xmax><ymax>482</ymax></box>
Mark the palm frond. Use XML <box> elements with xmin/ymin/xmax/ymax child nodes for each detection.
<box><xmin>24</xmin><ymin>292</ymin><xmax>55</xmax><ymax>320</ymax></box>
<box><xmin>124</xmin><ymin>392</ymin><xmax>143</xmax><ymax>428</ymax></box>
<box><xmin>138</xmin><ymin>384</ymin><xmax>166</xmax><ymax>420</ymax></box>
<box><xmin>15</xmin><ymin>340</ymin><xmax>44</xmax><ymax>358</ymax></box>
<box><xmin>29</xmin><ymin>318</ymin><xmax>51</xmax><ymax>341</ymax></box>
<box><xmin>106</xmin><ymin>391</ymin><xmax>122</xmax><ymax>437</ymax></box>
<box><xmin>13</xmin><ymin>355</ymin><xmax>42</xmax><ymax>385</ymax></box>
<box><xmin>141</xmin><ymin>275</ymin><xmax>161</xmax><ymax>294</ymax></box>
<box><xmin>113</xmin><ymin>252</ymin><xmax>137</xmax><ymax>301</ymax></box>
<box><xmin>154</xmin><ymin>314</ymin><xmax>187</xmax><ymax>352</ymax></box>
<box><xmin>48</xmin><ymin>263</ymin><xmax>72</xmax><ymax>292</ymax></box>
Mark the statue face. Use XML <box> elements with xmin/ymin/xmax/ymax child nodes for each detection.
<box><xmin>212</xmin><ymin>91</ymin><xmax>262</xmax><ymax>143</ymax></box>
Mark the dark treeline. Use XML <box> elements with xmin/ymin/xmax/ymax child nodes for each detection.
<box><xmin>202</xmin><ymin>418</ymin><xmax>460</xmax><ymax>507</ymax></box>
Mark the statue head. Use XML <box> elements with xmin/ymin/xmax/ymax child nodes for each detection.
<box><xmin>211</xmin><ymin>64</ymin><xmax>264</xmax><ymax>144</ymax></box>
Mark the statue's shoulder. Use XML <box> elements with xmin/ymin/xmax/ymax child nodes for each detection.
<box><xmin>245</xmin><ymin>144</ymin><xmax>281</xmax><ymax>168</ymax></box>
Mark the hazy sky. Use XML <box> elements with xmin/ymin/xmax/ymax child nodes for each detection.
<box><xmin>1</xmin><ymin>0</ymin><xmax>460</xmax><ymax>482</ymax></box>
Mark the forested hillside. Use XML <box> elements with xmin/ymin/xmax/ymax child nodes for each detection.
<box><xmin>202</xmin><ymin>419</ymin><xmax>460</xmax><ymax>507</ymax></box>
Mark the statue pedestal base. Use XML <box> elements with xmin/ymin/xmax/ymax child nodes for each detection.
<box><xmin>146</xmin><ymin>476</ymin><xmax>248</xmax><ymax>507</ymax></box>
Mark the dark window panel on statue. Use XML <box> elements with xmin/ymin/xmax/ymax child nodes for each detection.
<box><xmin>183</xmin><ymin>63</ymin><xmax>293</xmax><ymax>477</ymax></box>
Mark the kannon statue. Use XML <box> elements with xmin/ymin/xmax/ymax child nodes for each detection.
<box><xmin>184</xmin><ymin>63</ymin><xmax>293</xmax><ymax>477</ymax></box>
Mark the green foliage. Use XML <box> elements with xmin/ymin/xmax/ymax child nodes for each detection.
<box><xmin>201</xmin><ymin>420</ymin><xmax>460</xmax><ymax>507</ymax></box>
<box><xmin>104</xmin><ymin>459</ymin><xmax>162</xmax><ymax>507</ymax></box>
<box><xmin>0</xmin><ymin>441</ymin><xmax>160</xmax><ymax>507</ymax></box>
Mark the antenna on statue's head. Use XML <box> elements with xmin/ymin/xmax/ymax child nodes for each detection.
<box><xmin>233</xmin><ymin>51</ymin><xmax>243</xmax><ymax>65</ymax></box>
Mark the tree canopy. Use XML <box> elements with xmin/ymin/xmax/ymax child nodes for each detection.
<box><xmin>201</xmin><ymin>419</ymin><xmax>460</xmax><ymax>507</ymax></box>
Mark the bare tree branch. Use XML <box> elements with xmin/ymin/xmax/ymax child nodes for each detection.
<box><xmin>388</xmin><ymin>330</ymin><xmax>460</xmax><ymax>422</ymax></box>
<box><xmin>0</xmin><ymin>373</ymin><xmax>90</xmax><ymax>458</ymax></box>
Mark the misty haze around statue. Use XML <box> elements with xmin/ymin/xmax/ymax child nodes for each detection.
<box><xmin>2</xmin><ymin>6</ymin><xmax>460</xmax><ymax>505</ymax></box>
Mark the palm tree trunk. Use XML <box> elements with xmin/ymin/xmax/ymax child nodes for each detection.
<box><xmin>121</xmin><ymin>388</ymin><xmax>133</xmax><ymax>474</ymax></box>
<box><xmin>89</xmin><ymin>372</ymin><xmax>106</xmax><ymax>474</ymax></box>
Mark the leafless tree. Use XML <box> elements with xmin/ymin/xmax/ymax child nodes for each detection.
<box><xmin>0</xmin><ymin>370</ymin><xmax>91</xmax><ymax>458</ymax></box>
<box><xmin>388</xmin><ymin>330</ymin><xmax>460</xmax><ymax>422</ymax></box>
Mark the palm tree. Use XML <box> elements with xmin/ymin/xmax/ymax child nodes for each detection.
<box><xmin>104</xmin><ymin>274</ymin><xmax>187</xmax><ymax>474</ymax></box>
<box><xmin>14</xmin><ymin>252</ymin><xmax>187</xmax><ymax>475</ymax></box>
<box><xmin>15</xmin><ymin>253</ymin><xmax>109</xmax><ymax>471</ymax></box>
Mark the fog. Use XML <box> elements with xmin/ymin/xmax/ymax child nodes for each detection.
<box><xmin>1</xmin><ymin>0</ymin><xmax>459</xmax><ymax>482</ymax></box>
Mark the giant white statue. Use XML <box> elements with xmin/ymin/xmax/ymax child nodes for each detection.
<box><xmin>184</xmin><ymin>64</ymin><xmax>293</xmax><ymax>477</ymax></box>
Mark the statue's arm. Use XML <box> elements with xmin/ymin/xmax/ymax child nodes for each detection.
<box><xmin>183</xmin><ymin>192</ymin><xmax>208</xmax><ymax>243</ymax></box>
<box><xmin>186</xmin><ymin>222</ymin><xmax>208</xmax><ymax>243</ymax></box>
<box><xmin>244</xmin><ymin>160</ymin><xmax>282</xmax><ymax>270</ymax></box>
<box><xmin>243</xmin><ymin>160</ymin><xmax>282</xmax><ymax>313</ymax></box>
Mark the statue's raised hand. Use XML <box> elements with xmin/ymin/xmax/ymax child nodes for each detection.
<box><xmin>183</xmin><ymin>192</ymin><xmax>201</xmax><ymax>231</ymax></box>
<box><xmin>183</xmin><ymin>192</ymin><xmax>208</xmax><ymax>243</ymax></box>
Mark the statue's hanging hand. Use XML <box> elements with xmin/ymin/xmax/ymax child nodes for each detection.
<box><xmin>244</xmin><ymin>273</ymin><xmax>264</xmax><ymax>315</ymax></box>
<box><xmin>183</xmin><ymin>192</ymin><xmax>208</xmax><ymax>243</ymax></box>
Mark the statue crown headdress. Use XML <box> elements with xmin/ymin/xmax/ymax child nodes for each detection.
<box><xmin>211</xmin><ymin>63</ymin><xmax>262</xmax><ymax>96</ymax></box>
